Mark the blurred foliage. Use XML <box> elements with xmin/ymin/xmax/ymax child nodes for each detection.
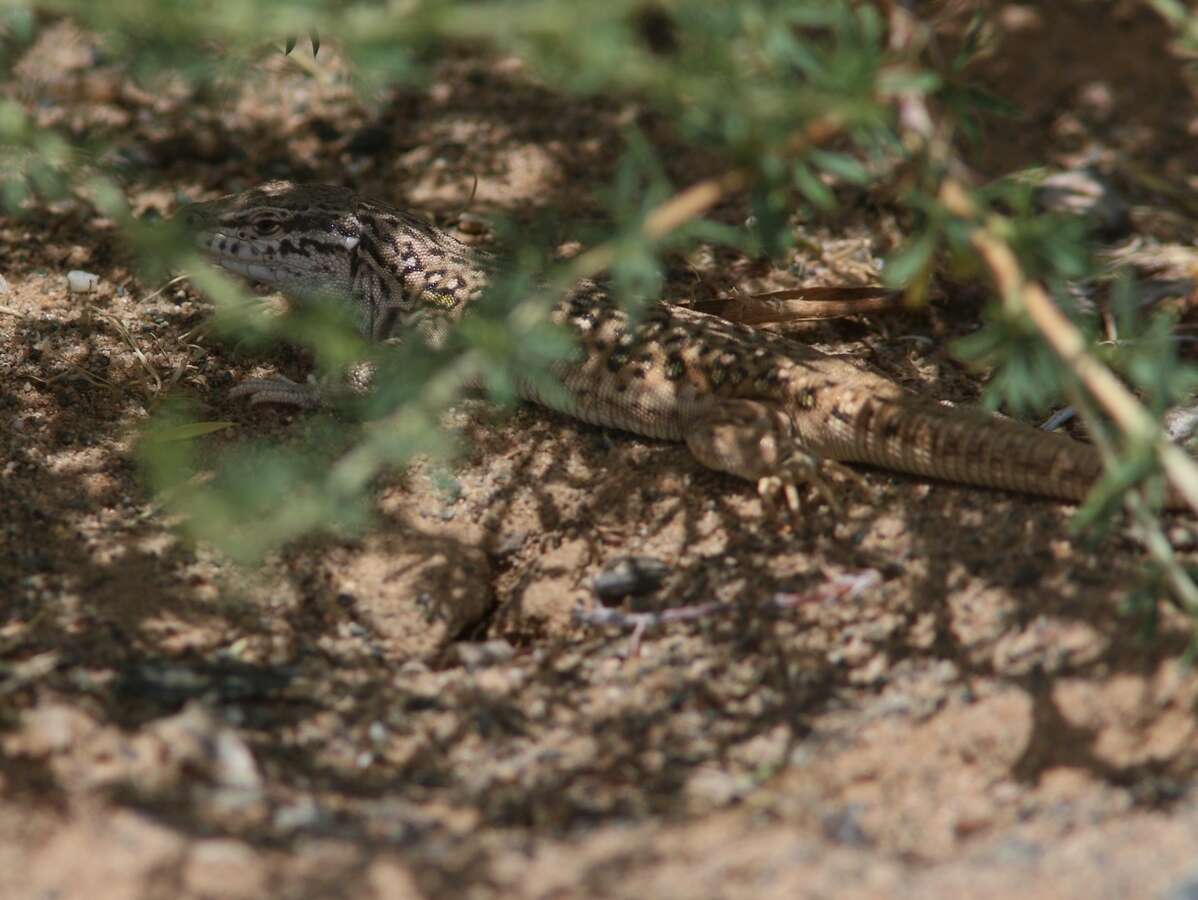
<box><xmin>1144</xmin><ymin>0</ymin><xmax>1198</xmax><ymax>51</ymax></box>
<box><xmin>3</xmin><ymin>0</ymin><xmax>1198</xmax><ymax>576</ymax></box>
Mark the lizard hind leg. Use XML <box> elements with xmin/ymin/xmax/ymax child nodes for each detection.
<box><xmin>228</xmin><ymin>360</ymin><xmax>379</xmax><ymax>409</ymax></box>
<box><xmin>229</xmin><ymin>374</ymin><xmax>324</xmax><ymax>408</ymax></box>
<box><xmin>683</xmin><ymin>398</ymin><xmax>856</xmax><ymax>514</ymax></box>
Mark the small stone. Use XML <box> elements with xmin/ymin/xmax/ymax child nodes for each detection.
<box><xmin>1164</xmin><ymin>404</ymin><xmax>1198</xmax><ymax>446</ymax></box>
<box><xmin>1034</xmin><ymin>168</ymin><xmax>1129</xmax><ymax>237</ymax></box>
<box><xmin>0</xmin><ymin>273</ymin><xmax>9</xmax><ymax>294</ymax></box>
<box><xmin>494</xmin><ymin>530</ymin><xmax>527</xmax><ymax>556</ymax></box>
<box><xmin>999</xmin><ymin>5</ymin><xmax>1041</xmax><ymax>31</ymax></box>
<box><xmin>1170</xmin><ymin>526</ymin><xmax>1196</xmax><ymax>550</ymax></box>
<box><xmin>211</xmin><ymin>727</ymin><xmax>262</xmax><ymax>790</ymax></box>
<box><xmin>146</xmin><ymin>702</ymin><xmax>263</xmax><ymax>792</ymax></box>
<box><xmin>594</xmin><ymin>556</ymin><xmax>669</xmax><ymax>603</ymax></box>
<box><xmin>452</xmin><ymin>639</ymin><xmax>516</xmax><ymax>670</ymax></box>
<box><xmin>821</xmin><ymin>805</ymin><xmax>871</xmax><ymax>847</ymax></box>
<box><xmin>273</xmin><ymin>796</ymin><xmax>321</xmax><ymax>831</ymax></box>
<box><xmin>66</xmin><ymin>270</ymin><xmax>100</xmax><ymax>293</ymax></box>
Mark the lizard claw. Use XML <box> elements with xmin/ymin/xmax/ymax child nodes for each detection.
<box><xmin>229</xmin><ymin>375</ymin><xmax>323</xmax><ymax>408</ymax></box>
<box><xmin>757</xmin><ymin>475</ymin><xmax>806</xmax><ymax>516</ymax></box>
<box><xmin>756</xmin><ymin>452</ymin><xmax>869</xmax><ymax>516</ymax></box>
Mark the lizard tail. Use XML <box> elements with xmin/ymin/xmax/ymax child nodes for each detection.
<box><xmin>809</xmin><ymin>392</ymin><xmax>1117</xmax><ymax>505</ymax></box>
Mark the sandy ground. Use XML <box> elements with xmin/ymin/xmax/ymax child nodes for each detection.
<box><xmin>4</xmin><ymin>3</ymin><xmax>1198</xmax><ymax>898</ymax></box>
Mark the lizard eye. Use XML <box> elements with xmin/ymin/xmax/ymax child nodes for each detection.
<box><xmin>253</xmin><ymin>219</ymin><xmax>281</xmax><ymax>236</ymax></box>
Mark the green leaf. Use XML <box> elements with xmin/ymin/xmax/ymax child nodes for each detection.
<box><xmin>793</xmin><ymin>162</ymin><xmax>835</xmax><ymax>210</ymax></box>
<box><xmin>147</xmin><ymin>421</ymin><xmax>237</xmax><ymax>442</ymax></box>
<box><xmin>883</xmin><ymin>232</ymin><xmax>937</xmax><ymax>288</ymax></box>
<box><xmin>877</xmin><ymin>68</ymin><xmax>940</xmax><ymax>96</ymax></box>
<box><xmin>808</xmin><ymin>149</ymin><xmax>870</xmax><ymax>184</ymax></box>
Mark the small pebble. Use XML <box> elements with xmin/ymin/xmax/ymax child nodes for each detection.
<box><xmin>67</xmin><ymin>270</ymin><xmax>100</xmax><ymax>293</ymax></box>
<box><xmin>821</xmin><ymin>805</ymin><xmax>872</xmax><ymax>848</ymax></box>
<box><xmin>273</xmin><ymin>796</ymin><xmax>320</xmax><ymax>831</ymax></box>
<box><xmin>0</xmin><ymin>273</ymin><xmax>9</xmax><ymax>294</ymax></box>
<box><xmin>494</xmin><ymin>530</ymin><xmax>527</xmax><ymax>556</ymax></box>
<box><xmin>1169</xmin><ymin>526</ymin><xmax>1195</xmax><ymax>551</ymax></box>
<box><xmin>594</xmin><ymin>556</ymin><xmax>670</xmax><ymax>603</ymax></box>
<box><xmin>1164</xmin><ymin>404</ymin><xmax>1198</xmax><ymax>446</ymax></box>
<box><xmin>452</xmin><ymin>639</ymin><xmax>516</xmax><ymax>670</ymax></box>
<box><xmin>1034</xmin><ymin>168</ymin><xmax>1130</xmax><ymax>237</ymax></box>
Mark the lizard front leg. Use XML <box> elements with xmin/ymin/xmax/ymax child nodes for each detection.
<box><xmin>229</xmin><ymin>373</ymin><xmax>326</xmax><ymax>407</ymax></box>
<box><xmin>228</xmin><ymin>340</ymin><xmax>399</xmax><ymax>408</ymax></box>
<box><xmin>682</xmin><ymin>398</ymin><xmax>852</xmax><ymax>513</ymax></box>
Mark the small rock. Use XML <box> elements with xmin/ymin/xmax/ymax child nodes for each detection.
<box><xmin>821</xmin><ymin>805</ymin><xmax>872</xmax><ymax>847</ymax></box>
<box><xmin>273</xmin><ymin>796</ymin><xmax>321</xmax><ymax>832</ymax></box>
<box><xmin>452</xmin><ymin>639</ymin><xmax>516</xmax><ymax>670</ymax></box>
<box><xmin>0</xmin><ymin>273</ymin><xmax>9</xmax><ymax>294</ymax></box>
<box><xmin>594</xmin><ymin>556</ymin><xmax>669</xmax><ymax>603</ymax></box>
<box><xmin>148</xmin><ymin>701</ymin><xmax>263</xmax><ymax>792</ymax></box>
<box><xmin>1170</xmin><ymin>526</ymin><xmax>1196</xmax><ymax>550</ymax></box>
<box><xmin>494</xmin><ymin>530</ymin><xmax>527</xmax><ymax>556</ymax></box>
<box><xmin>1034</xmin><ymin>168</ymin><xmax>1130</xmax><ymax>237</ymax></box>
<box><xmin>66</xmin><ymin>270</ymin><xmax>100</xmax><ymax>293</ymax></box>
<box><xmin>1164</xmin><ymin>403</ymin><xmax>1198</xmax><ymax>447</ymax></box>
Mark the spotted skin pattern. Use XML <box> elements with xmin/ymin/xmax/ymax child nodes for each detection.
<box><xmin>183</xmin><ymin>180</ymin><xmax>1150</xmax><ymax>509</ymax></box>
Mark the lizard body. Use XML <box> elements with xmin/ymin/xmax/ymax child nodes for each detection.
<box><xmin>182</xmin><ymin>180</ymin><xmax>1122</xmax><ymax>507</ymax></box>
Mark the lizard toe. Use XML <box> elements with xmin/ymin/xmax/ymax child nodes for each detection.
<box><xmin>757</xmin><ymin>450</ymin><xmax>846</xmax><ymax>516</ymax></box>
<box><xmin>756</xmin><ymin>475</ymin><xmax>803</xmax><ymax>517</ymax></box>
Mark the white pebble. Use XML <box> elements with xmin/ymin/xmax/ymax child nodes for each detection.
<box><xmin>0</xmin><ymin>273</ymin><xmax>9</xmax><ymax>295</ymax></box>
<box><xmin>67</xmin><ymin>270</ymin><xmax>100</xmax><ymax>293</ymax></box>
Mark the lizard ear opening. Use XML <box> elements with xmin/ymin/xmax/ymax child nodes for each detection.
<box><xmin>338</xmin><ymin>213</ymin><xmax>363</xmax><ymax>251</ymax></box>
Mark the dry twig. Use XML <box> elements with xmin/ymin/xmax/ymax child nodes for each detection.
<box><xmin>940</xmin><ymin>179</ymin><xmax>1198</xmax><ymax>512</ymax></box>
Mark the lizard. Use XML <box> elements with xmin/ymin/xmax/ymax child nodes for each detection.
<box><xmin>180</xmin><ymin>179</ymin><xmax>1164</xmax><ymax>510</ymax></box>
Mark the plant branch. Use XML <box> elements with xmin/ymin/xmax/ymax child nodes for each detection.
<box><xmin>940</xmin><ymin>179</ymin><xmax>1198</xmax><ymax>512</ymax></box>
<box><xmin>567</xmin><ymin>116</ymin><xmax>844</xmax><ymax>283</ymax></box>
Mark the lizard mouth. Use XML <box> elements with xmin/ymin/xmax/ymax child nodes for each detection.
<box><xmin>198</xmin><ymin>232</ymin><xmax>285</xmax><ymax>285</ymax></box>
<box><xmin>206</xmin><ymin>254</ymin><xmax>285</xmax><ymax>285</ymax></box>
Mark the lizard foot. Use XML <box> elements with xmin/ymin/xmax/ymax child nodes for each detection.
<box><xmin>228</xmin><ymin>375</ymin><xmax>322</xmax><ymax>408</ymax></box>
<box><xmin>756</xmin><ymin>453</ymin><xmax>869</xmax><ymax>516</ymax></box>
<box><xmin>684</xmin><ymin>398</ymin><xmax>871</xmax><ymax>517</ymax></box>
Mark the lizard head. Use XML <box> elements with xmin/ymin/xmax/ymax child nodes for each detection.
<box><xmin>180</xmin><ymin>180</ymin><xmax>496</xmax><ymax>342</ymax></box>
<box><xmin>180</xmin><ymin>180</ymin><xmax>363</xmax><ymax>299</ymax></box>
